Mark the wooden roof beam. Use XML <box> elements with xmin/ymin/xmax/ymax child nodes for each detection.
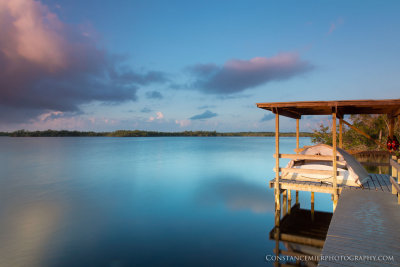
<box><xmin>336</xmin><ymin>108</ymin><xmax>344</xmax><ymax>119</ymax></box>
<box><xmin>390</xmin><ymin>107</ymin><xmax>400</xmax><ymax>118</ymax></box>
<box><xmin>273</xmin><ymin>108</ymin><xmax>301</xmax><ymax>119</ymax></box>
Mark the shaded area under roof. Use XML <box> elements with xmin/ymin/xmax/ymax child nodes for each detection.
<box><xmin>256</xmin><ymin>99</ymin><xmax>400</xmax><ymax>119</ymax></box>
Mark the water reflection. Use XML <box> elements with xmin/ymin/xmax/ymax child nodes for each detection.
<box><xmin>0</xmin><ymin>137</ymin><xmax>313</xmax><ymax>266</ymax></box>
<box><xmin>197</xmin><ymin>177</ymin><xmax>275</xmax><ymax>213</ymax></box>
<box><xmin>0</xmin><ymin>201</ymin><xmax>63</xmax><ymax>267</ymax></box>
<box><xmin>270</xmin><ymin>204</ymin><xmax>332</xmax><ymax>266</ymax></box>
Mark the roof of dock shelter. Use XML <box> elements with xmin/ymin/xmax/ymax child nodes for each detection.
<box><xmin>256</xmin><ymin>99</ymin><xmax>400</xmax><ymax>119</ymax></box>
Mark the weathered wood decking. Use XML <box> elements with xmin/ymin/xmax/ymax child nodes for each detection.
<box><xmin>318</xmin><ymin>187</ymin><xmax>400</xmax><ymax>266</ymax></box>
<box><xmin>269</xmin><ymin>174</ymin><xmax>392</xmax><ymax>194</ymax></box>
<box><xmin>269</xmin><ymin>174</ymin><xmax>399</xmax><ymax>266</ymax></box>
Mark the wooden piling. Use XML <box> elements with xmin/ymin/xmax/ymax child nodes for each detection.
<box><xmin>274</xmin><ymin>112</ymin><xmax>280</xmax><ymax>227</ymax></box>
<box><xmin>282</xmin><ymin>190</ymin><xmax>287</xmax><ymax>217</ymax></box>
<box><xmin>392</xmin><ymin>155</ymin><xmax>398</xmax><ymax>195</ymax></box>
<box><xmin>332</xmin><ymin>111</ymin><xmax>338</xmax><ymax>211</ymax></box>
<box><xmin>339</xmin><ymin>118</ymin><xmax>343</xmax><ymax>149</ymax></box>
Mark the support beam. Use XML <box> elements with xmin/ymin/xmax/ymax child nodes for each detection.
<box><xmin>392</xmin><ymin>107</ymin><xmax>400</xmax><ymax>117</ymax></box>
<box><xmin>341</xmin><ymin>119</ymin><xmax>386</xmax><ymax>150</ymax></box>
<box><xmin>282</xmin><ymin>190</ymin><xmax>287</xmax><ymax>217</ymax></box>
<box><xmin>390</xmin><ymin>176</ymin><xmax>400</xmax><ymax>204</ymax></box>
<box><xmin>274</xmin><ymin>112</ymin><xmax>280</xmax><ymax>227</ymax></box>
<box><xmin>296</xmin><ymin>191</ymin><xmax>299</xmax><ymax>205</ymax></box>
<box><xmin>336</xmin><ymin>109</ymin><xmax>344</xmax><ymax>120</ymax></box>
<box><xmin>275</xmin><ymin>153</ymin><xmax>343</xmax><ymax>161</ymax></box>
<box><xmin>275</xmin><ymin>167</ymin><xmax>342</xmax><ymax>176</ymax></box>
<box><xmin>332</xmin><ymin>111</ymin><xmax>338</xmax><ymax>211</ymax></box>
<box><xmin>288</xmin><ymin>190</ymin><xmax>292</xmax><ymax>214</ymax></box>
<box><xmin>296</xmin><ymin>119</ymin><xmax>300</xmax><ymax>154</ymax></box>
<box><xmin>273</xmin><ymin>108</ymin><xmax>301</xmax><ymax>120</ymax></box>
<box><xmin>339</xmin><ymin>118</ymin><xmax>343</xmax><ymax>149</ymax></box>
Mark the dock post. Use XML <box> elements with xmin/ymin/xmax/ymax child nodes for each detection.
<box><xmin>274</xmin><ymin>112</ymin><xmax>281</xmax><ymax>227</ymax></box>
<box><xmin>332</xmin><ymin>110</ymin><xmax>338</xmax><ymax>211</ymax></box>
<box><xmin>287</xmin><ymin>190</ymin><xmax>291</xmax><ymax>214</ymax></box>
<box><xmin>296</xmin><ymin>191</ymin><xmax>299</xmax><ymax>205</ymax></box>
<box><xmin>296</xmin><ymin>119</ymin><xmax>300</xmax><ymax>153</ymax></box>
<box><xmin>398</xmin><ymin>157</ymin><xmax>400</xmax><ymax>204</ymax></box>
<box><xmin>282</xmin><ymin>190</ymin><xmax>287</xmax><ymax>216</ymax></box>
<box><xmin>339</xmin><ymin>118</ymin><xmax>343</xmax><ymax>149</ymax></box>
<box><xmin>392</xmin><ymin>155</ymin><xmax>398</xmax><ymax>195</ymax></box>
<box><xmin>311</xmin><ymin>192</ymin><xmax>315</xmax><ymax>221</ymax></box>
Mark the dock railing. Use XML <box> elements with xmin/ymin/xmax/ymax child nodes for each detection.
<box><xmin>390</xmin><ymin>155</ymin><xmax>400</xmax><ymax>204</ymax></box>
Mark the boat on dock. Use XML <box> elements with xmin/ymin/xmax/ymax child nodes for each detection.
<box><xmin>282</xmin><ymin>143</ymin><xmax>369</xmax><ymax>187</ymax></box>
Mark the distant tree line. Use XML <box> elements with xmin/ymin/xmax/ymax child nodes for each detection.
<box><xmin>1</xmin><ymin>129</ymin><xmax>313</xmax><ymax>137</ymax></box>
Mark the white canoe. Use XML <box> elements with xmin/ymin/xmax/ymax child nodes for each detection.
<box><xmin>281</xmin><ymin>144</ymin><xmax>370</xmax><ymax>187</ymax></box>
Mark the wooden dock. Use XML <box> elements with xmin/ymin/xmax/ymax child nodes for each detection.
<box><xmin>257</xmin><ymin>100</ymin><xmax>400</xmax><ymax>266</ymax></box>
<box><xmin>318</xmin><ymin>183</ymin><xmax>400</xmax><ymax>266</ymax></box>
<box><xmin>269</xmin><ymin>174</ymin><xmax>392</xmax><ymax>194</ymax></box>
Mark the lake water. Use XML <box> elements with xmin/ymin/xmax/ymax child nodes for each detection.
<box><xmin>0</xmin><ymin>137</ymin><xmax>333</xmax><ymax>267</ymax></box>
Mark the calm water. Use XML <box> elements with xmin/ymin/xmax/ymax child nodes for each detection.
<box><xmin>0</xmin><ymin>137</ymin><xmax>333</xmax><ymax>267</ymax></box>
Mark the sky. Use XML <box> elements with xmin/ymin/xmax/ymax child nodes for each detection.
<box><xmin>0</xmin><ymin>0</ymin><xmax>399</xmax><ymax>132</ymax></box>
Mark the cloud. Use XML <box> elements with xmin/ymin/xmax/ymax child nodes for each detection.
<box><xmin>328</xmin><ymin>17</ymin><xmax>344</xmax><ymax>35</ymax></box>
<box><xmin>198</xmin><ymin>105</ymin><xmax>216</xmax><ymax>110</ymax></box>
<box><xmin>140</xmin><ymin>107</ymin><xmax>152</xmax><ymax>113</ymax></box>
<box><xmin>260</xmin><ymin>113</ymin><xmax>275</xmax><ymax>122</ymax></box>
<box><xmin>0</xmin><ymin>0</ymin><xmax>167</xmax><ymax>123</ymax></box>
<box><xmin>145</xmin><ymin>90</ymin><xmax>163</xmax><ymax>99</ymax></box>
<box><xmin>175</xmin><ymin>119</ymin><xmax>191</xmax><ymax>127</ymax></box>
<box><xmin>187</xmin><ymin>53</ymin><xmax>313</xmax><ymax>95</ymax></box>
<box><xmin>149</xmin><ymin>111</ymin><xmax>164</xmax><ymax>121</ymax></box>
<box><xmin>189</xmin><ymin>110</ymin><xmax>217</xmax><ymax>120</ymax></box>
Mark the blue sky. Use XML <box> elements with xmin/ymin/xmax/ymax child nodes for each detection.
<box><xmin>1</xmin><ymin>0</ymin><xmax>399</xmax><ymax>132</ymax></box>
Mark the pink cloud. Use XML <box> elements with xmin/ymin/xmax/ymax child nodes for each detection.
<box><xmin>148</xmin><ymin>111</ymin><xmax>164</xmax><ymax>122</ymax></box>
<box><xmin>1</xmin><ymin>0</ymin><xmax>67</xmax><ymax>70</ymax></box>
<box><xmin>0</xmin><ymin>0</ymin><xmax>167</xmax><ymax>125</ymax></box>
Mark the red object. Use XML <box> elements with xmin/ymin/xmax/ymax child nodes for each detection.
<box><xmin>387</xmin><ymin>137</ymin><xmax>393</xmax><ymax>150</ymax></box>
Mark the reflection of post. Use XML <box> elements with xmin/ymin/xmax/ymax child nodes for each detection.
<box><xmin>332</xmin><ymin>111</ymin><xmax>338</xmax><ymax>211</ymax></box>
<box><xmin>275</xmin><ymin>112</ymin><xmax>281</xmax><ymax>227</ymax></box>
<box><xmin>274</xmin><ymin>227</ymin><xmax>280</xmax><ymax>267</ymax></box>
<box><xmin>282</xmin><ymin>190</ymin><xmax>287</xmax><ymax>217</ymax></box>
<box><xmin>288</xmin><ymin>190</ymin><xmax>291</xmax><ymax>214</ymax></box>
<box><xmin>311</xmin><ymin>192</ymin><xmax>315</xmax><ymax>221</ymax></box>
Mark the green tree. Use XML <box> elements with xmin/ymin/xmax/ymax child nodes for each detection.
<box><xmin>312</xmin><ymin>114</ymin><xmax>399</xmax><ymax>151</ymax></box>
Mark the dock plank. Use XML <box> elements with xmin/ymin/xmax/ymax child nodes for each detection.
<box><xmin>318</xmin><ymin>189</ymin><xmax>400</xmax><ymax>266</ymax></box>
